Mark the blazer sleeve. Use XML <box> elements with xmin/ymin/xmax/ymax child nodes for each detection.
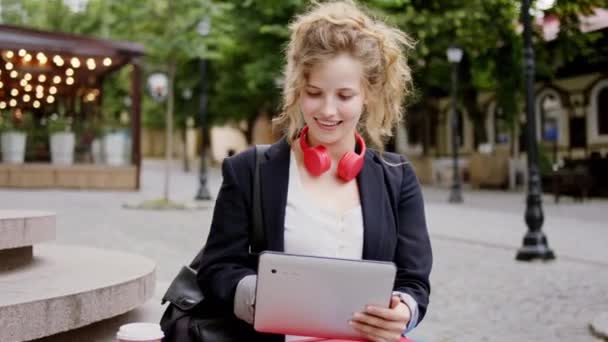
<box><xmin>196</xmin><ymin>155</ymin><xmax>256</xmax><ymax>312</ymax></box>
<box><xmin>393</xmin><ymin>159</ymin><xmax>433</xmax><ymax>323</ymax></box>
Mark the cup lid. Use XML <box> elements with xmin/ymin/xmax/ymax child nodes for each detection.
<box><xmin>116</xmin><ymin>323</ymin><xmax>164</xmax><ymax>340</ymax></box>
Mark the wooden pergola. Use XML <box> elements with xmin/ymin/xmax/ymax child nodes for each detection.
<box><xmin>0</xmin><ymin>24</ymin><xmax>145</xmax><ymax>189</ymax></box>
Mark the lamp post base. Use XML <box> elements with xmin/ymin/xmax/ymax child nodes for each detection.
<box><xmin>195</xmin><ymin>186</ymin><xmax>212</xmax><ymax>201</ymax></box>
<box><xmin>448</xmin><ymin>186</ymin><xmax>463</xmax><ymax>203</ymax></box>
<box><xmin>515</xmin><ymin>231</ymin><xmax>555</xmax><ymax>261</ymax></box>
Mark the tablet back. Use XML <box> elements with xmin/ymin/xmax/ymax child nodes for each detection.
<box><xmin>254</xmin><ymin>251</ymin><xmax>396</xmax><ymax>340</ymax></box>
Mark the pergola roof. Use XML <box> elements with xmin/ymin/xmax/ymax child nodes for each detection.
<box><xmin>0</xmin><ymin>24</ymin><xmax>144</xmax><ymax>109</ymax></box>
<box><xmin>0</xmin><ymin>24</ymin><xmax>144</xmax><ymax>59</ymax></box>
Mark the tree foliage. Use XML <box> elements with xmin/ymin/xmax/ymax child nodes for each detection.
<box><xmin>1</xmin><ymin>0</ymin><xmax>605</xmax><ymax>145</ymax></box>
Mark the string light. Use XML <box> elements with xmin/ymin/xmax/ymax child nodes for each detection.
<box><xmin>36</xmin><ymin>85</ymin><xmax>44</xmax><ymax>93</ymax></box>
<box><xmin>36</xmin><ymin>92</ymin><xmax>44</xmax><ymax>99</ymax></box>
<box><xmin>70</xmin><ymin>57</ymin><xmax>81</xmax><ymax>68</ymax></box>
<box><xmin>66</xmin><ymin>68</ymin><xmax>74</xmax><ymax>76</ymax></box>
<box><xmin>23</xmin><ymin>94</ymin><xmax>31</xmax><ymax>102</ymax></box>
<box><xmin>33</xmin><ymin>100</ymin><xmax>40</xmax><ymax>108</ymax></box>
<box><xmin>66</xmin><ymin>77</ymin><xmax>74</xmax><ymax>85</ymax></box>
<box><xmin>24</xmin><ymin>53</ymin><xmax>32</xmax><ymax>62</ymax></box>
<box><xmin>10</xmin><ymin>70</ymin><xmax>18</xmax><ymax>78</ymax></box>
<box><xmin>0</xmin><ymin>81</ymin><xmax>3</xmax><ymax>88</ymax></box>
<box><xmin>86</xmin><ymin>58</ymin><xmax>96</xmax><ymax>70</ymax></box>
<box><xmin>5</xmin><ymin>51</ymin><xmax>14</xmax><ymax>59</ymax></box>
<box><xmin>18</xmin><ymin>49</ymin><xmax>26</xmax><ymax>57</ymax></box>
<box><xmin>0</xmin><ymin>102</ymin><xmax>5</xmax><ymax>109</ymax></box>
<box><xmin>103</xmin><ymin>57</ymin><xmax>112</xmax><ymax>66</ymax></box>
<box><xmin>9</xmin><ymin>99</ymin><xmax>17</xmax><ymax>107</ymax></box>
<box><xmin>49</xmin><ymin>86</ymin><xmax>57</xmax><ymax>94</ymax></box>
<box><xmin>53</xmin><ymin>76</ymin><xmax>62</xmax><ymax>84</ymax></box>
<box><xmin>36</xmin><ymin>52</ymin><xmax>47</xmax><ymax>64</ymax></box>
<box><xmin>25</xmin><ymin>84</ymin><xmax>33</xmax><ymax>92</ymax></box>
<box><xmin>24</xmin><ymin>73</ymin><xmax>32</xmax><ymax>81</ymax></box>
<box><xmin>53</xmin><ymin>55</ymin><xmax>64</xmax><ymax>66</ymax></box>
<box><xmin>47</xmin><ymin>95</ymin><xmax>55</xmax><ymax>104</ymax></box>
<box><xmin>38</xmin><ymin>74</ymin><xmax>46</xmax><ymax>82</ymax></box>
<box><xmin>20</xmin><ymin>79</ymin><xmax>28</xmax><ymax>87</ymax></box>
<box><xmin>11</xmin><ymin>89</ymin><xmax>19</xmax><ymax>96</ymax></box>
<box><xmin>5</xmin><ymin>62</ymin><xmax>13</xmax><ymax>70</ymax></box>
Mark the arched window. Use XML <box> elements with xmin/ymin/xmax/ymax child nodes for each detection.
<box><xmin>534</xmin><ymin>88</ymin><xmax>566</xmax><ymax>146</ymax></box>
<box><xmin>598</xmin><ymin>87</ymin><xmax>608</xmax><ymax>135</ymax></box>
<box><xmin>589</xmin><ymin>79</ymin><xmax>608</xmax><ymax>144</ymax></box>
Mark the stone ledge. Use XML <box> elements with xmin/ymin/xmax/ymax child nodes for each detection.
<box><xmin>0</xmin><ymin>244</ymin><xmax>155</xmax><ymax>342</ymax></box>
<box><xmin>0</xmin><ymin>163</ymin><xmax>137</xmax><ymax>190</ymax></box>
<box><xmin>0</xmin><ymin>210</ymin><xmax>55</xmax><ymax>250</ymax></box>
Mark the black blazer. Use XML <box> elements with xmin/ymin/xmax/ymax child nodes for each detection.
<box><xmin>197</xmin><ymin>138</ymin><xmax>432</xmax><ymax>339</ymax></box>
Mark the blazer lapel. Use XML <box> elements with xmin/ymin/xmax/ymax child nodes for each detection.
<box><xmin>259</xmin><ymin>139</ymin><xmax>291</xmax><ymax>252</ymax></box>
<box><xmin>358</xmin><ymin>152</ymin><xmax>389</xmax><ymax>260</ymax></box>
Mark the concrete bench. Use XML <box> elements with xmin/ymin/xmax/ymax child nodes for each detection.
<box><xmin>0</xmin><ymin>211</ymin><xmax>157</xmax><ymax>341</ymax></box>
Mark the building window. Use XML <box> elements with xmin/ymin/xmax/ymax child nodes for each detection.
<box><xmin>598</xmin><ymin>87</ymin><xmax>608</xmax><ymax>136</ymax></box>
<box><xmin>540</xmin><ymin>93</ymin><xmax>561</xmax><ymax>143</ymax></box>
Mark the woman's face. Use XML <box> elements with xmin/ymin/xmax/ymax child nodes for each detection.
<box><xmin>299</xmin><ymin>53</ymin><xmax>365</xmax><ymax>148</ymax></box>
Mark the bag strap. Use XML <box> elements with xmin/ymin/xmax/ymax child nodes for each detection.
<box><xmin>251</xmin><ymin>144</ymin><xmax>269</xmax><ymax>253</ymax></box>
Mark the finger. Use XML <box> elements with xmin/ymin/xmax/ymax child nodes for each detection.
<box><xmin>390</xmin><ymin>296</ymin><xmax>401</xmax><ymax>309</ymax></box>
<box><xmin>349</xmin><ymin>320</ymin><xmax>401</xmax><ymax>342</ymax></box>
<box><xmin>351</xmin><ymin>312</ymin><xmax>405</xmax><ymax>333</ymax></box>
<box><xmin>365</xmin><ymin>302</ymin><xmax>409</xmax><ymax>322</ymax></box>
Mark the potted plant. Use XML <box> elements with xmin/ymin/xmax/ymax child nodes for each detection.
<box><xmin>102</xmin><ymin>112</ymin><xmax>129</xmax><ymax>166</ymax></box>
<box><xmin>0</xmin><ymin>111</ymin><xmax>29</xmax><ymax>164</ymax></box>
<box><xmin>48</xmin><ymin>114</ymin><xmax>75</xmax><ymax>165</ymax></box>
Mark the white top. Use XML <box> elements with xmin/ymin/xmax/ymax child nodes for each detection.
<box><xmin>284</xmin><ymin>151</ymin><xmax>364</xmax><ymax>260</ymax></box>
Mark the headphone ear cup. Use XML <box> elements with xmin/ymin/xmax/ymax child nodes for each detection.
<box><xmin>303</xmin><ymin>145</ymin><xmax>331</xmax><ymax>176</ymax></box>
<box><xmin>337</xmin><ymin>151</ymin><xmax>364</xmax><ymax>182</ymax></box>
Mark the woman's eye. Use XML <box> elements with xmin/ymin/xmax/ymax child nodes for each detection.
<box><xmin>339</xmin><ymin>94</ymin><xmax>353</xmax><ymax>100</ymax></box>
<box><xmin>306</xmin><ymin>92</ymin><xmax>321</xmax><ymax>97</ymax></box>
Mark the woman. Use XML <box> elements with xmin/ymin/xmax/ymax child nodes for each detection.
<box><xmin>197</xmin><ymin>1</ymin><xmax>432</xmax><ymax>341</ymax></box>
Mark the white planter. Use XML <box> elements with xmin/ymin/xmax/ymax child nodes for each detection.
<box><xmin>91</xmin><ymin>138</ymin><xmax>104</xmax><ymax>164</ymax></box>
<box><xmin>103</xmin><ymin>132</ymin><xmax>127</xmax><ymax>166</ymax></box>
<box><xmin>1</xmin><ymin>131</ymin><xmax>27</xmax><ymax>164</ymax></box>
<box><xmin>50</xmin><ymin>132</ymin><xmax>76</xmax><ymax>165</ymax></box>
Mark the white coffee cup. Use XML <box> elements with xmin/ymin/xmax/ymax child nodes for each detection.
<box><xmin>116</xmin><ymin>322</ymin><xmax>164</xmax><ymax>342</ymax></box>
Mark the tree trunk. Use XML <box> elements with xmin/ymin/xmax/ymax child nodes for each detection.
<box><xmin>164</xmin><ymin>60</ymin><xmax>176</xmax><ymax>202</ymax></box>
<box><xmin>182</xmin><ymin>125</ymin><xmax>190</xmax><ymax>172</ymax></box>
<box><xmin>461</xmin><ymin>55</ymin><xmax>487</xmax><ymax>148</ymax></box>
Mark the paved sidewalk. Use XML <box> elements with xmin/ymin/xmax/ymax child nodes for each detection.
<box><xmin>1</xmin><ymin>159</ymin><xmax>606</xmax><ymax>341</ymax></box>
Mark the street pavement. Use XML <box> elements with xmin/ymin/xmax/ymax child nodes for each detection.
<box><xmin>1</xmin><ymin>159</ymin><xmax>607</xmax><ymax>341</ymax></box>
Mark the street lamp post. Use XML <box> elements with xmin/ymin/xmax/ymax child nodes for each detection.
<box><xmin>516</xmin><ymin>0</ymin><xmax>555</xmax><ymax>261</ymax></box>
<box><xmin>447</xmin><ymin>44</ymin><xmax>464</xmax><ymax>204</ymax></box>
<box><xmin>195</xmin><ymin>18</ymin><xmax>212</xmax><ymax>201</ymax></box>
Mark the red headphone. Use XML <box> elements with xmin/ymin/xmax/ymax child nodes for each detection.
<box><xmin>299</xmin><ymin>126</ymin><xmax>366</xmax><ymax>182</ymax></box>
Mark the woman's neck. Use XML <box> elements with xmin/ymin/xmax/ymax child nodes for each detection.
<box><xmin>307</xmin><ymin>133</ymin><xmax>357</xmax><ymax>163</ymax></box>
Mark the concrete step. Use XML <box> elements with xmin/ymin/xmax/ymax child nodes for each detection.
<box><xmin>0</xmin><ymin>244</ymin><xmax>156</xmax><ymax>342</ymax></box>
<box><xmin>0</xmin><ymin>210</ymin><xmax>55</xmax><ymax>270</ymax></box>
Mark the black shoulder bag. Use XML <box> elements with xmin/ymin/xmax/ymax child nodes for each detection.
<box><xmin>160</xmin><ymin>145</ymin><xmax>269</xmax><ymax>342</ymax></box>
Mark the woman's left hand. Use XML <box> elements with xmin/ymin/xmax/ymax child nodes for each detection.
<box><xmin>349</xmin><ymin>296</ymin><xmax>410</xmax><ymax>342</ymax></box>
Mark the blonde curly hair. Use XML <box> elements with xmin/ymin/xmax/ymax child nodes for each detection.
<box><xmin>273</xmin><ymin>0</ymin><xmax>415</xmax><ymax>149</ymax></box>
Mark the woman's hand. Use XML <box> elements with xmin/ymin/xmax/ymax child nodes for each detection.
<box><xmin>349</xmin><ymin>296</ymin><xmax>410</xmax><ymax>342</ymax></box>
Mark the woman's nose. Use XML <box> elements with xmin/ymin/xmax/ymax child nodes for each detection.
<box><xmin>320</xmin><ymin>97</ymin><xmax>338</xmax><ymax>116</ymax></box>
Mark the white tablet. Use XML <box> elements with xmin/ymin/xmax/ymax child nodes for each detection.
<box><xmin>254</xmin><ymin>251</ymin><xmax>396</xmax><ymax>340</ymax></box>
